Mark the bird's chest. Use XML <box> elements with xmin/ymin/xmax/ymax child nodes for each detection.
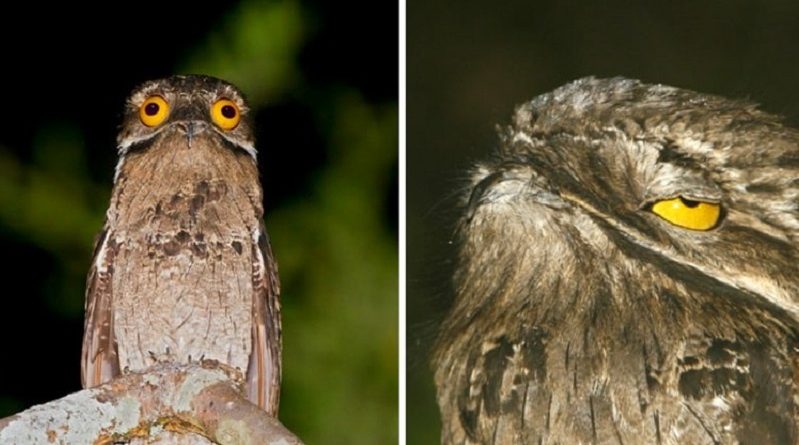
<box><xmin>108</xmin><ymin>172</ymin><xmax>260</xmax><ymax>373</ymax></box>
<box><xmin>454</xmin><ymin>315</ymin><xmax>799</xmax><ymax>445</ymax></box>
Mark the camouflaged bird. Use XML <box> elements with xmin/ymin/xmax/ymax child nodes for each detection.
<box><xmin>81</xmin><ymin>75</ymin><xmax>281</xmax><ymax>415</ymax></box>
<box><xmin>434</xmin><ymin>77</ymin><xmax>799</xmax><ymax>444</ymax></box>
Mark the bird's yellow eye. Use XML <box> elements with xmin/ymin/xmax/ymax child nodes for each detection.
<box><xmin>650</xmin><ymin>197</ymin><xmax>721</xmax><ymax>231</ymax></box>
<box><xmin>211</xmin><ymin>99</ymin><xmax>241</xmax><ymax>131</ymax></box>
<box><xmin>139</xmin><ymin>95</ymin><xmax>170</xmax><ymax>127</ymax></box>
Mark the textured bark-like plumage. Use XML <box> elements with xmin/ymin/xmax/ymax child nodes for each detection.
<box><xmin>434</xmin><ymin>77</ymin><xmax>799</xmax><ymax>444</ymax></box>
<box><xmin>81</xmin><ymin>75</ymin><xmax>281</xmax><ymax>416</ymax></box>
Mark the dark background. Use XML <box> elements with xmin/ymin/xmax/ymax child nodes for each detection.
<box><xmin>0</xmin><ymin>2</ymin><xmax>397</xmax><ymax>444</ymax></box>
<box><xmin>408</xmin><ymin>1</ymin><xmax>799</xmax><ymax>442</ymax></box>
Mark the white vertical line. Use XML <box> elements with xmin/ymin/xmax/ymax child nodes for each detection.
<box><xmin>398</xmin><ymin>0</ymin><xmax>407</xmax><ymax>442</ymax></box>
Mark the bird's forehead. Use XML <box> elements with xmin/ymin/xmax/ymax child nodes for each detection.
<box><xmin>510</xmin><ymin>77</ymin><xmax>799</xmax><ymax>171</ymax></box>
<box><xmin>519</xmin><ymin>77</ymin><xmax>771</xmax><ymax>137</ymax></box>
<box><xmin>127</xmin><ymin>75</ymin><xmax>247</xmax><ymax>109</ymax></box>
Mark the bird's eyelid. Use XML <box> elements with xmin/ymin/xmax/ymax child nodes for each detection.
<box><xmin>224</xmin><ymin>96</ymin><xmax>248</xmax><ymax>114</ymax></box>
<box><xmin>638</xmin><ymin>194</ymin><xmax>722</xmax><ymax>211</ymax></box>
<box><xmin>129</xmin><ymin>85</ymin><xmax>170</xmax><ymax>105</ymax></box>
<box><xmin>642</xmin><ymin>175</ymin><xmax>722</xmax><ymax>209</ymax></box>
<box><xmin>644</xmin><ymin>160</ymin><xmax>722</xmax><ymax>201</ymax></box>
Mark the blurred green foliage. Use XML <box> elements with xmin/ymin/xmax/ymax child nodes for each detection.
<box><xmin>184</xmin><ymin>1</ymin><xmax>305</xmax><ymax>104</ymax></box>
<box><xmin>0</xmin><ymin>1</ymin><xmax>397</xmax><ymax>444</ymax></box>
<box><xmin>271</xmin><ymin>94</ymin><xmax>398</xmax><ymax>442</ymax></box>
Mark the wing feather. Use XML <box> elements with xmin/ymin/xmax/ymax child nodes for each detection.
<box><xmin>246</xmin><ymin>224</ymin><xmax>282</xmax><ymax>415</ymax></box>
<box><xmin>80</xmin><ymin>228</ymin><xmax>121</xmax><ymax>388</ymax></box>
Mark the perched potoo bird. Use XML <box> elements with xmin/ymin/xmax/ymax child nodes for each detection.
<box><xmin>81</xmin><ymin>75</ymin><xmax>281</xmax><ymax>415</ymax></box>
<box><xmin>433</xmin><ymin>77</ymin><xmax>799</xmax><ymax>444</ymax></box>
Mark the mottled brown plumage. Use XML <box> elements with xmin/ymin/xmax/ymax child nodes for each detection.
<box><xmin>81</xmin><ymin>75</ymin><xmax>281</xmax><ymax>415</ymax></box>
<box><xmin>434</xmin><ymin>78</ymin><xmax>799</xmax><ymax>444</ymax></box>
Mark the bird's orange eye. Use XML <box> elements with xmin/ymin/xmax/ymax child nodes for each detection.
<box><xmin>211</xmin><ymin>99</ymin><xmax>241</xmax><ymax>131</ymax></box>
<box><xmin>139</xmin><ymin>96</ymin><xmax>170</xmax><ymax>127</ymax></box>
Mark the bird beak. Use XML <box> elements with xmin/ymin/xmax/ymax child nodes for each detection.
<box><xmin>186</xmin><ymin>122</ymin><xmax>195</xmax><ymax>148</ymax></box>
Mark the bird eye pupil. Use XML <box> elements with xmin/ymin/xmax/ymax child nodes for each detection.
<box><xmin>144</xmin><ymin>103</ymin><xmax>160</xmax><ymax>116</ymax></box>
<box><xmin>221</xmin><ymin>105</ymin><xmax>237</xmax><ymax>119</ymax></box>
<box><xmin>680</xmin><ymin>197</ymin><xmax>700</xmax><ymax>208</ymax></box>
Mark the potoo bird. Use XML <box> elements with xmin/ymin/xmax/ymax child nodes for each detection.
<box><xmin>433</xmin><ymin>77</ymin><xmax>799</xmax><ymax>444</ymax></box>
<box><xmin>81</xmin><ymin>75</ymin><xmax>281</xmax><ymax>415</ymax></box>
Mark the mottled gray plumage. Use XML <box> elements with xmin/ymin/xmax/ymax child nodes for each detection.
<box><xmin>82</xmin><ymin>75</ymin><xmax>281</xmax><ymax>415</ymax></box>
<box><xmin>434</xmin><ymin>77</ymin><xmax>799</xmax><ymax>444</ymax></box>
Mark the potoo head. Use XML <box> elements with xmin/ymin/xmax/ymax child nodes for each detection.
<box><xmin>434</xmin><ymin>77</ymin><xmax>799</xmax><ymax>444</ymax></box>
<box><xmin>117</xmin><ymin>75</ymin><xmax>256</xmax><ymax>159</ymax></box>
